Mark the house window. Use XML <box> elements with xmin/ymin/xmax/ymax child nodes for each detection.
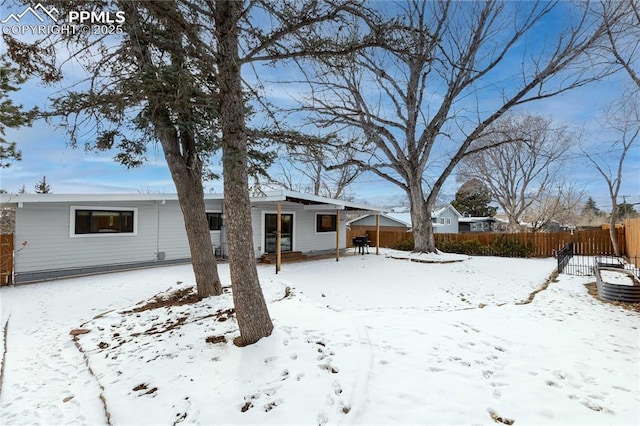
<box><xmin>207</xmin><ymin>212</ymin><xmax>223</xmax><ymax>231</ymax></box>
<box><xmin>74</xmin><ymin>209</ymin><xmax>134</xmax><ymax>234</ymax></box>
<box><xmin>446</xmin><ymin>217</ymin><xmax>452</xmax><ymax>225</ymax></box>
<box><xmin>439</xmin><ymin>217</ymin><xmax>445</xmax><ymax>224</ymax></box>
<box><xmin>316</xmin><ymin>214</ymin><xmax>337</xmax><ymax>232</ymax></box>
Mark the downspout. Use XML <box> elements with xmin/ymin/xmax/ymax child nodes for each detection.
<box><xmin>336</xmin><ymin>209</ymin><xmax>340</xmax><ymax>262</ymax></box>
<box><xmin>376</xmin><ymin>213</ymin><xmax>380</xmax><ymax>255</ymax></box>
<box><xmin>276</xmin><ymin>201</ymin><xmax>281</xmax><ymax>273</ymax></box>
<box><xmin>221</xmin><ymin>203</ymin><xmax>227</xmax><ymax>259</ymax></box>
<box><xmin>156</xmin><ymin>201</ymin><xmax>161</xmax><ymax>261</ymax></box>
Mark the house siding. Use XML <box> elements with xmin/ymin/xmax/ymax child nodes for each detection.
<box><xmin>15</xmin><ymin>201</ymin><xmax>159</xmax><ymax>276</ymax></box>
<box><xmin>14</xmin><ymin>199</ymin><xmax>225</xmax><ymax>282</ymax></box>
<box><xmin>9</xmin><ymin>195</ymin><xmax>367</xmax><ymax>283</ymax></box>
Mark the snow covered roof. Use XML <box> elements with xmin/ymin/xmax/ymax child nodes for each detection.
<box><xmin>433</xmin><ymin>204</ymin><xmax>462</xmax><ymax>218</ymax></box>
<box><xmin>353</xmin><ymin>204</ymin><xmax>460</xmax><ymax>228</ymax></box>
<box><xmin>0</xmin><ymin>190</ymin><xmax>383</xmax><ymax>213</ymax></box>
<box><xmin>385</xmin><ymin>212</ymin><xmax>412</xmax><ymax>227</ymax></box>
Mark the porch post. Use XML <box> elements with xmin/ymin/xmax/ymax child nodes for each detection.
<box><xmin>376</xmin><ymin>213</ymin><xmax>380</xmax><ymax>255</ymax></box>
<box><xmin>336</xmin><ymin>209</ymin><xmax>340</xmax><ymax>262</ymax></box>
<box><xmin>276</xmin><ymin>201</ymin><xmax>281</xmax><ymax>273</ymax></box>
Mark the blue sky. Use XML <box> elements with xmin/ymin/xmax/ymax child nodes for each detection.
<box><xmin>0</xmin><ymin>1</ymin><xmax>638</xmax><ymax>213</ymax></box>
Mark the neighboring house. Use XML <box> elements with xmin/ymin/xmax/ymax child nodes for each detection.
<box><xmin>430</xmin><ymin>205</ymin><xmax>462</xmax><ymax>234</ymax></box>
<box><xmin>0</xmin><ymin>190</ymin><xmax>382</xmax><ymax>283</ymax></box>
<box><xmin>458</xmin><ymin>216</ymin><xmax>496</xmax><ymax>233</ymax></box>
<box><xmin>350</xmin><ymin>204</ymin><xmax>462</xmax><ymax>234</ymax></box>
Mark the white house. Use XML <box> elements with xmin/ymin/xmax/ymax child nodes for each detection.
<box><xmin>0</xmin><ymin>190</ymin><xmax>382</xmax><ymax>283</ymax></box>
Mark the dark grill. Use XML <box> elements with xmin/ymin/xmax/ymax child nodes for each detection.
<box><xmin>352</xmin><ymin>236</ymin><xmax>370</xmax><ymax>255</ymax></box>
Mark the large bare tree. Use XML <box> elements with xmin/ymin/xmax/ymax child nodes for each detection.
<box><xmin>459</xmin><ymin>114</ymin><xmax>576</xmax><ymax>232</ymax></box>
<box><xmin>599</xmin><ymin>0</ymin><xmax>640</xmax><ymax>88</ymax></box>
<box><xmin>214</xmin><ymin>0</ymin><xmax>373</xmax><ymax>344</ymax></box>
<box><xmin>583</xmin><ymin>92</ymin><xmax>639</xmax><ymax>256</ymax></box>
<box><xmin>521</xmin><ymin>183</ymin><xmax>585</xmax><ymax>232</ymax></box>
<box><xmin>302</xmin><ymin>0</ymin><xmax>620</xmax><ymax>252</ymax></box>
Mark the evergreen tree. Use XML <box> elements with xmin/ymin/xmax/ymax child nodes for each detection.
<box><xmin>0</xmin><ymin>63</ymin><xmax>37</xmax><ymax>167</ymax></box>
<box><xmin>581</xmin><ymin>196</ymin><xmax>601</xmax><ymax>216</ymax></box>
<box><xmin>34</xmin><ymin>176</ymin><xmax>51</xmax><ymax>194</ymax></box>
<box><xmin>451</xmin><ymin>179</ymin><xmax>497</xmax><ymax>217</ymax></box>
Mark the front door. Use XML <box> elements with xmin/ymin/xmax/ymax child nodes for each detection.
<box><xmin>264</xmin><ymin>214</ymin><xmax>293</xmax><ymax>253</ymax></box>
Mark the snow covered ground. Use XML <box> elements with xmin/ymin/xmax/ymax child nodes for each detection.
<box><xmin>1</xmin><ymin>251</ymin><xmax>638</xmax><ymax>425</ymax></box>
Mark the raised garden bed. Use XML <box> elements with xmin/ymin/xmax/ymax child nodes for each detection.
<box><xmin>595</xmin><ymin>256</ymin><xmax>625</xmax><ymax>269</ymax></box>
<box><xmin>595</xmin><ymin>267</ymin><xmax>640</xmax><ymax>303</ymax></box>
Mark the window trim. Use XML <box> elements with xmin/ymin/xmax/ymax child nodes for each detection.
<box><xmin>206</xmin><ymin>211</ymin><xmax>223</xmax><ymax>232</ymax></box>
<box><xmin>315</xmin><ymin>213</ymin><xmax>338</xmax><ymax>234</ymax></box>
<box><xmin>69</xmin><ymin>206</ymin><xmax>138</xmax><ymax>238</ymax></box>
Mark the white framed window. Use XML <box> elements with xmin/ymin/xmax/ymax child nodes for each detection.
<box><xmin>316</xmin><ymin>213</ymin><xmax>337</xmax><ymax>233</ymax></box>
<box><xmin>70</xmin><ymin>206</ymin><xmax>138</xmax><ymax>237</ymax></box>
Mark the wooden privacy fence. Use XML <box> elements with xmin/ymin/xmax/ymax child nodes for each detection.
<box><xmin>347</xmin><ymin>227</ymin><xmax>627</xmax><ymax>258</ymax></box>
<box><xmin>624</xmin><ymin>218</ymin><xmax>640</xmax><ymax>267</ymax></box>
<box><xmin>0</xmin><ymin>234</ymin><xmax>13</xmax><ymax>286</ymax></box>
<box><xmin>349</xmin><ymin>229</ymin><xmax>412</xmax><ymax>249</ymax></box>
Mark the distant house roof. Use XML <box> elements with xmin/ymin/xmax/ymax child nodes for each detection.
<box><xmin>434</xmin><ymin>204</ymin><xmax>463</xmax><ymax>218</ymax></box>
<box><xmin>458</xmin><ymin>216</ymin><xmax>496</xmax><ymax>223</ymax></box>
<box><xmin>347</xmin><ymin>213</ymin><xmax>411</xmax><ymax>228</ymax></box>
<box><xmin>385</xmin><ymin>212</ymin><xmax>412</xmax><ymax>227</ymax></box>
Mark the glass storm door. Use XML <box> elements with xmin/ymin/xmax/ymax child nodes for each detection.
<box><xmin>265</xmin><ymin>214</ymin><xmax>293</xmax><ymax>253</ymax></box>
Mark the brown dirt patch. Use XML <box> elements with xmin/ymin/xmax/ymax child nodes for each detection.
<box><xmin>516</xmin><ymin>269</ymin><xmax>558</xmax><ymax>305</ymax></box>
<box><xmin>488</xmin><ymin>409</ymin><xmax>514</xmax><ymax>424</ymax></box>
<box><xmin>206</xmin><ymin>335</ymin><xmax>227</xmax><ymax>344</ymax></box>
<box><xmin>124</xmin><ymin>287</ymin><xmax>199</xmax><ymax>314</ymax></box>
<box><xmin>584</xmin><ymin>282</ymin><xmax>640</xmax><ymax>313</ymax></box>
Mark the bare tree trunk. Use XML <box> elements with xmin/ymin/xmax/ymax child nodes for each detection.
<box><xmin>216</xmin><ymin>0</ymin><xmax>273</xmax><ymax>345</ymax></box>
<box><xmin>609</xmin><ymin>197</ymin><xmax>621</xmax><ymax>256</ymax></box>
<box><xmin>313</xmin><ymin>159</ymin><xmax>322</xmax><ymax>196</ymax></box>
<box><xmin>407</xmin><ymin>180</ymin><xmax>436</xmax><ymax>253</ymax></box>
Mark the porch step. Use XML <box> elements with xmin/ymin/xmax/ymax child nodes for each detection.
<box><xmin>261</xmin><ymin>251</ymin><xmax>308</xmax><ymax>264</ymax></box>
